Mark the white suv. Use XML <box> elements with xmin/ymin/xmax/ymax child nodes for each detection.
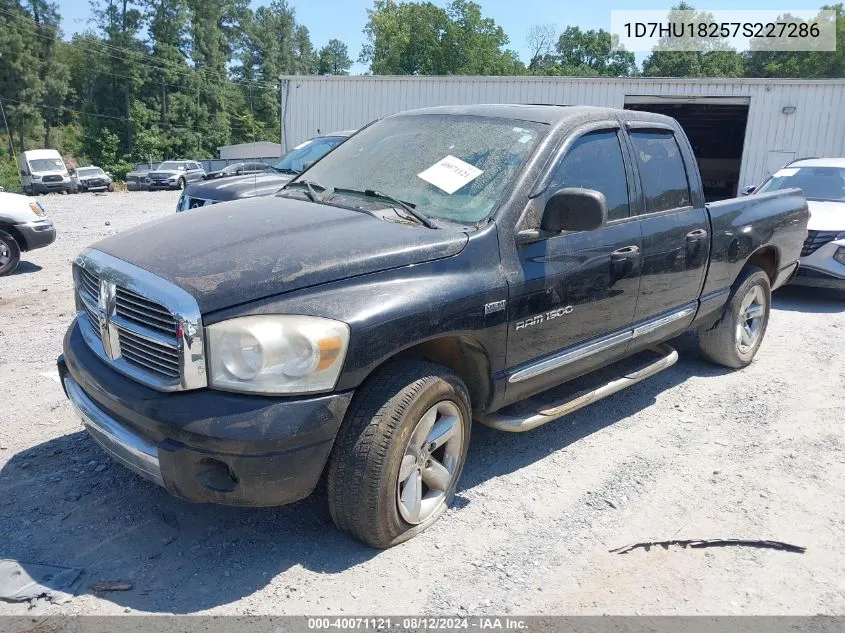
<box><xmin>751</xmin><ymin>158</ymin><xmax>845</xmax><ymax>291</ymax></box>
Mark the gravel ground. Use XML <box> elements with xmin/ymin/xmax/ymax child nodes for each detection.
<box><xmin>0</xmin><ymin>190</ymin><xmax>844</xmax><ymax>616</ymax></box>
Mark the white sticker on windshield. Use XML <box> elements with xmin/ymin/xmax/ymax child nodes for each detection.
<box><xmin>417</xmin><ymin>155</ymin><xmax>483</xmax><ymax>194</ymax></box>
<box><xmin>293</xmin><ymin>139</ymin><xmax>312</xmax><ymax>150</ymax></box>
<box><xmin>775</xmin><ymin>167</ymin><xmax>799</xmax><ymax>177</ymax></box>
<box><xmin>518</xmin><ymin>134</ymin><xmax>533</xmax><ymax>144</ymax></box>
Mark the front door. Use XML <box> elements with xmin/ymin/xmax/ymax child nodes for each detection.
<box><xmin>505</xmin><ymin>128</ymin><xmax>643</xmax><ymax>400</ymax></box>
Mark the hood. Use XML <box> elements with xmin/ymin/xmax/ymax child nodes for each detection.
<box><xmin>93</xmin><ymin>196</ymin><xmax>468</xmax><ymax>313</ymax></box>
<box><xmin>807</xmin><ymin>200</ymin><xmax>845</xmax><ymax>232</ymax></box>
<box><xmin>184</xmin><ymin>172</ymin><xmax>294</xmax><ymax>202</ymax></box>
<box><xmin>149</xmin><ymin>170</ymin><xmax>182</xmax><ymax>179</ymax></box>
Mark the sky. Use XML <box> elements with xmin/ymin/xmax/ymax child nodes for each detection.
<box><xmin>56</xmin><ymin>0</ymin><xmax>829</xmax><ymax>74</ymax></box>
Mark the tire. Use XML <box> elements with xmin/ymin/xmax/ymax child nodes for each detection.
<box><xmin>698</xmin><ymin>266</ymin><xmax>771</xmax><ymax>369</ymax></box>
<box><xmin>326</xmin><ymin>360</ymin><xmax>472</xmax><ymax>548</ymax></box>
<box><xmin>0</xmin><ymin>230</ymin><xmax>21</xmax><ymax>277</ymax></box>
<box><xmin>177</xmin><ymin>178</ymin><xmax>186</xmax><ymax>190</ymax></box>
<box><xmin>107</xmin><ymin>183</ymin><xmax>114</xmax><ymax>192</ymax></box>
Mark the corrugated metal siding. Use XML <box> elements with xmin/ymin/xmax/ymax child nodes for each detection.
<box><xmin>280</xmin><ymin>76</ymin><xmax>845</xmax><ymax>187</ymax></box>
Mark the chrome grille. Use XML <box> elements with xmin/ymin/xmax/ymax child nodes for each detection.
<box><xmin>115</xmin><ymin>287</ymin><xmax>178</xmax><ymax>337</ymax></box>
<box><xmin>72</xmin><ymin>249</ymin><xmax>206</xmax><ymax>392</ymax></box>
<box><xmin>802</xmin><ymin>230</ymin><xmax>841</xmax><ymax>256</ymax></box>
<box><xmin>116</xmin><ymin>327</ymin><xmax>181</xmax><ymax>379</ymax></box>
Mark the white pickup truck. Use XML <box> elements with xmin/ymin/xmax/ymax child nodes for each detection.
<box><xmin>0</xmin><ymin>191</ymin><xmax>56</xmax><ymax>275</ymax></box>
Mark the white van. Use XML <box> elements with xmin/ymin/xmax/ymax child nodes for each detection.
<box><xmin>19</xmin><ymin>149</ymin><xmax>72</xmax><ymax>195</ymax></box>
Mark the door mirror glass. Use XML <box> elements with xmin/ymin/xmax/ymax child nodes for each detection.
<box><xmin>740</xmin><ymin>185</ymin><xmax>756</xmax><ymax>196</ymax></box>
<box><xmin>541</xmin><ymin>187</ymin><xmax>608</xmax><ymax>232</ymax></box>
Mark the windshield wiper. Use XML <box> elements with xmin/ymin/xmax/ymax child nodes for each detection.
<box><xmin>331</xmin><ymin>188</ymin><xmax>435</xmax><ymax>228</ymax></box>
<box><xmin>271</xmin><ymin>166</ymin><xmax>300</xmax><ymax>175</ymax></box>
<box><xmin>282</xmin><ymin>179</ymin><xmax>324</xmax><ymax>203</ymax></box>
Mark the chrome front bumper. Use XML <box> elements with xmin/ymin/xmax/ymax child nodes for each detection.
<box><xmin>64</xmin><ymin>376</ymin><xmax>163</xmax><ymax>486</ymax></box>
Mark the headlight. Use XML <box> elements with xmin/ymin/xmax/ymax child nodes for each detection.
<box><xmin>29</xmin><ymin>202</ymin><xmax>45</xmax><ymax>217</ymax></box>
<box><xmin>206</xmin><ymin>315</ymin><xmax>350</xmax><ymax>394</ymax></box>
<box><xmin>834</xmin><ymin>247</ymin><xmax>845</xmax><ymax>266</ymax></box>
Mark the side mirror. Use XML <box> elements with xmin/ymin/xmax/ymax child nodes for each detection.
<box><xmin>740</xmin><ymin>185</ymin><xmax>756</xmax><ymax>196</ymax></box>
<box><xmin>541</xmin><ymin>187</ymin><xmax>608</xmax><ymax>233</ymax></box>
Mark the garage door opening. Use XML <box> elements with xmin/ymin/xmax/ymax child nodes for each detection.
<box><xmin>624</xmin><ymin>97</ymin><xmax>750</xmax><ymax>202</ymax></box>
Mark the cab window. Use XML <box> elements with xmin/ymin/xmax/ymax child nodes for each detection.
<box><xmin>548</xmin><ymin>130</ymin><xmax>631</xmax><ymax>222</ymax></box>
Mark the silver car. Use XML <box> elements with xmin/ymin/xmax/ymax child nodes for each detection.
<box><xmin>147</xmin><ymin>161</ymin><xmax>206</xmax><ymax>191</ymax></box>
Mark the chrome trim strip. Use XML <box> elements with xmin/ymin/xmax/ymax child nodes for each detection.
<box><xmin>507</xmin><ymin>305</ymin><xmax>698</xmax><ymax>384</ymax></box>
<box><xmin>482</xmin><ymin>344</ymin><xmax>678</xmax><ymax>432</ymax></box>
<box><xmin>632</xmin><ymin>305</ymin><xmax>696</xmax><ymax>339</ymax></box>
<box><xmin>65</xmin><ymin>376</ymin><xmax>163</xmax><ymax>486</ymax></box>
<box><xmin>74</xmin><ymin>248</ymin><xmax>207</xmax><ymax>391</ymax></box>
<box><xmin>508</xmin><ymin>330</ymin><xmax>632</xmax><ymax>384</ymax></box>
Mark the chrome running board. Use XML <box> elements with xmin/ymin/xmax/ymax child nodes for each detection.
<box><xmin>477</xmin><ymin>344</ymin><xmax>678</xmax><ymax>432</ymax></box>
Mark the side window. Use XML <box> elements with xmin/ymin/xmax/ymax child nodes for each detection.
<box><xmin>629</xmin><ymin>130</ymin><xmax>691</xmax><ymax>213</ymax></box>
<box><xmin>548</xmin><ymin>130</ymin><xmax>630</xmax><ymax>222</ymax></box>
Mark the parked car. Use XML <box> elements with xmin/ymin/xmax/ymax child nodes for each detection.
<box><xmin>0</xmin><ymin>191</ymin><xmax>56</xmax><ymax>275</ymax></box>
<box><xmin>176</xmin><ymin>131</ymin><xmax>353</xmax><ymax>212</ymax></box>
<box><xmin>19</xmin><ymin>149</ymin><xmax>73</xmax><ymax>195</ymax></box>
<box><xmin>204</xmin><ymin>162</ymin><xmax>268</xmax><ymax>180</ymax></box>
<box><xmin>745</xmin><ymin>158</ymin><xmax>845</xmax><ymax>291</ymax></box>
<box><xmin>126</xmin><ymin>167</ymin><xmax>154</xmax><ymax>191</ymax></box>
<box><xmin>72</xmin><ymin>166</ymin><xmax>114</xmax><ymax>193</ymax></box>
<box><xmin>148</xmin><ymin>161</ymin><xmax>205</xmax><ymax>191</ymax></box>
<box><xmin>59</xmin><ymin>105</ymin><xmax>808</xmax><ymax>548</ymax></box>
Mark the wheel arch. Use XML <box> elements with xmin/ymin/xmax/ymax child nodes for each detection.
<box><xmin>0</xmin><ymin>224</ymin><xmax>26</xmax><ymax>252</ymax></box>
<box><xmin>743</xmin><ymin>245</ymin><xmax>779</xmax><ymax>285</ymax></box>
<box><xmin>362</xmin><ymin>334</ymin><xmax>493</xmax><ymax>413</ymax></box>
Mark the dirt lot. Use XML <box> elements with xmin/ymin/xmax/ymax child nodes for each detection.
<box><xmin>0</xmin><ymin>190</ymin><xmax>844</xmax><ymax>616</ymax></box>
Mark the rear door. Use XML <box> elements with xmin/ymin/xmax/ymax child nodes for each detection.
<box><xmin>505</xmin><ymin>127</ymin><xmax>643</xmax><ymax>399</ymax></box>
<box><xmin>624</xmin><ymin>124</ymin><xmax>710</xmax><ymax>336</ymax></box>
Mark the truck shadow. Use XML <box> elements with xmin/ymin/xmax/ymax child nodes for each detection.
<box><xmin>773</xmin><ymin>285</ymin><xmax>845</xmax><ymax>313</ymax></box>
<box><xmin>459</xmin><ymin>332</ymin><xmax>727</xmax><ymax>490</ymax></box>
<box><xmin>0</xmin><ymin>334</ymin><xmax>727</xmax><ymax>613</ymax></box>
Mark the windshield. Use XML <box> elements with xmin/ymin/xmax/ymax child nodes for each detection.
<box><xmin>292</xmin><ymin>115</ymin><xmax>546</xmax><ymax>223</ymax></box>
<box><xmin>78</xmin><ymin>167</ymin><xmax>104</xmax><ymax>176</ymax></box>
<box><xmin>29</xmin><ymin>158</ymin><xmax>64</xmax><ymax>172</ymax></box>
<box><xmin>272</xmin><ymin>136</ymin><xmax>345</xmax><ymax>174</ymax></box>
<box><xmin>758</xmin><ymin>166</ymin><xmax>845</xmax><ymax>202</ymax></box>
<box><xmin>158</xmin><ymin>162</ymin><xmax>186</xmax><ymax>171</ymax></box>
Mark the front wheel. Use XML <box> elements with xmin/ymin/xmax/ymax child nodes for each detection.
<box><xmin>0</xmin><ymin>230</ymin><xmax>21</xmax><ymax>277</ymax></box>
<box><xmin>326</xmin><ymin>360</ymin><xmax>472</xmax><ymax>548</ymax></box>
<box><xmin>177</xmin><ymin>178</ymin><xmax>186</xmax><ymax>190</ymax></box>
<box><xmin>698</xmin><ymin>266</ymin><xmax>771</xmax><ymax>368</ymax></box>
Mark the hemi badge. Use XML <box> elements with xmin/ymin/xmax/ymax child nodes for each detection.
<box><xmin>485</xmin><ymin>300</ymin><xmax>506</xmax><ymax>315</ymax></box>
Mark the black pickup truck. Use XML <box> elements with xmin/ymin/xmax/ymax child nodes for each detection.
<box><xmin>58</xmin><ymin>105</ymin><xmax>808</xmax><ymax>548</ymax></box>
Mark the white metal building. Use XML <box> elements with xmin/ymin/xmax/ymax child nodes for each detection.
<box><xmin>279</xmin><ymin>75</ymin><xmax>845</xmax><ymax>199</ymax></box>
<box><xmin>217</xmin><ymin>141</ymin><xmax>282</xmax><ymax>160</ymax></box>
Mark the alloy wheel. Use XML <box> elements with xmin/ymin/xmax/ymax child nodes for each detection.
<box><xmin>396</xmin><ymin>400</ymin><xmax>464</xmax><ymax>525</ymax></box>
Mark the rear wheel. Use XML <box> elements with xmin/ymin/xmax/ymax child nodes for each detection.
<box><xmin>326</xmin><ymin>360</ymin><xmax>472</xmax><ymax>548</ymax></box>
<box><xmin>0</xmin><ymin>230</ymin><xmax>21</xmax><ymax>277</ymax></box>
<box><xmin>698</xmin><ymin>266</ymin><xmax>771</xmax><ymax>368</ymax></box>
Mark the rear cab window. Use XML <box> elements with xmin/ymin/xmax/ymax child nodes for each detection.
<box><xmin>629</xmin><ymin>130</ymin><xmax>691</xmax><ymax>213</ymax></box>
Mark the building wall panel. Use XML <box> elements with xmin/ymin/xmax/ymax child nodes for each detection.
<box><xmin>281</xmin><ymin>76</ymin><xmax>845</xmax><ymax>187</ymax></box>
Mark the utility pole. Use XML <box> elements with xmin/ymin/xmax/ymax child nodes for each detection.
<box><xmin>0</xmin><ymin>96</ymin><xmax>16</xmax><ymax>162</ymax></box>
<box><xmin>279</xmin><ymin>79</ymin><xmax>287</xmax><ymax>152</ymax></box>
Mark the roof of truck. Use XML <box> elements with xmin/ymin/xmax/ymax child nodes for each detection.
<box><xmin>789</xmin><ymin>157</ymin><xmax>845</xmax><ymax>168</ymax></box>
<box><xmin>394</xmin><ymin>104</ymin><xmax>650</xmax><ymax>125</ymax></box>
<box><xmin>21</xmin><ymin>149</ymin><xmax>63</xmax><ymax>160</ymax></box>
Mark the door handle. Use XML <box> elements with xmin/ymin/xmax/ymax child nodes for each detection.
<box><xmin>611</xmin><ymin>245</ymin><xmax>640</xmax><ymax>261</ymax></box>
<box><xmin>685</xmin><ymin>228</ymin><xmax>708</xmax><ymax>242</ymax></box>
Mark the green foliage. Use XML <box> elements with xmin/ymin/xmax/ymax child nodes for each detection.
<box><xmin>529</xmin><ymin>26</ymin><xmax>637</xmax><ymax>76</ymax></box>
<box><xmin>744</xmin><ymin>5</ymin><xmax>844</xmax><ymax>77</ymax></box>
<box><xmin>360</xmin><ymin>0</ymin><xmax>524</xmax><ymax>75</ymax></box>
<box><xmin>318</xmin><ymin>39</ymin><xmax>353</xmax><ymax>75</ymax></box>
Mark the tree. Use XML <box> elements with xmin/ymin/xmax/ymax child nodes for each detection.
<box><xmin>744</xmin><ymin>5</ymin><xmax>844</xmax><ymax>78</ymax></box>
<box><xmin>0</xmin><ymin>1</ymin><xmax>45</xmax><ymax>150</ymax></box>
<box><xmin>642</xmin><ymin>3</ymin><xmax>745</xmax><ymax>77</ymax></box>
<box><xmin>318</xmin><ymin>38</ymin><xmax>352</xmax><ymax>75</ymax></box>
<box><xmin>554</xmin><ymin>26</ymin><xmax>637</xmax><ymax>76</ymax></box>
<box><xmin>360</xmin><ymin>0</ymin><xmax>524</xmax><ymax>75</ymax></box>
<box><xmin>526</xmin><ymin>23</ymin><xmax>555</xmax><ymax>72</ymax></box>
